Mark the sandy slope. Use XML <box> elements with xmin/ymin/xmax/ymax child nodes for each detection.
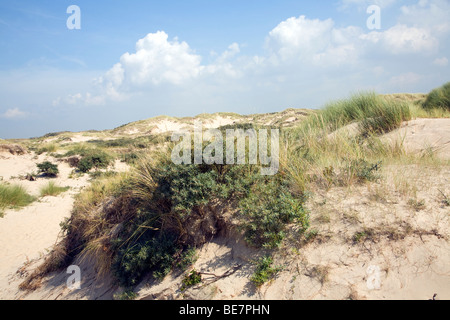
<box><xmin>382</xmin><ymin>118</ymin><xmax>450</xmax><ymax>159</ymax></box>
<box><xmin>1</xmin><ymin>118</ymin><xmax>449</xmax><ymax>300</ymax></box>
<box><xmin>0</xmin><ymin>152</ymin><xmax>128</xmax><ymax>299</ymax></box>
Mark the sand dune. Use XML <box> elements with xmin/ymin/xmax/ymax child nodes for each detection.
<box><xmin>0</xmin><ymin>117</ymin><xmax>449</xmax><ymax>300</ymax></box>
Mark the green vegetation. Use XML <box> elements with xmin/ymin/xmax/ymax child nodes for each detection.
<box><xmin>302</xmin><ymin>91</ymin><xmax>411</xmax><ymax>135</ymax></box>
<box><xmin>0</xmin><ymin>183</ymin><xmax>35</xmax><ymax>216</ymax></box>
<box><xmin>422</xmin><ymin>82</ymin><xmax>450</xmax><ymax>111</ymax></box>
<box><xmin>181</xmin><ymin>270</ymin><xmax>202</xmax><ymax>291</ymax></box>
<box><xmin>250</xmin><ymin>255</ymin><xmax>282</xmax><ymax>287</ymax></box>
<box><xmin>77</xmin><ymin>150</ymin><xmax>113</xmax><ymax>173</ymax></box>
<box><xmin>39</xmin><ymin>182</ymin><xmax>70</xmax><ymax>197</ymax></box>
<box><xmin>37</xmin><ymin>161</ymin><xmax>59</xmax><ymax>177</ymax></box>
<box><xmin>113</xmin><ymin>290</ymin><xmax>138</xmax><ymax>300</ymax></box>
<box><xmin>35</xmin><ymin>143</ymin><xmax>58</xmax><ymax>155</ymax></box>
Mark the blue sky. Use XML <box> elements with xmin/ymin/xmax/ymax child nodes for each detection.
<box><xmin>0</xmin><ymin>0</ymin><xmax>449</xmax><ymax>139</ymax></box>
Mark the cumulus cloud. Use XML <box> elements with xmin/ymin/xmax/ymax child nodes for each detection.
<box><xmin>0</xmin><ymin>108</ymin><xmax>28</xmax><ymax>119</ymax></box>
<box><xmin>399</xmin><ymin>0</ymin><xmax>450</xmax><ymax>34</ymax></box>
<box><xmin>57</xmin><ymin>0</ymin><xmax>449</xmax><ymax>110</ymax></box>
<box><xmin>360</xmin><ymin>24</ymin><xmax>439</xmax><ymax>54</ymax></box>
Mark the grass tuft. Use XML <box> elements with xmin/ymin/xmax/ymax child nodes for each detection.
<box><xmin>39</xmin><ymin>181</ymin><xmax>70</xmax><ymax>197</ymax></box>
<box><xmin>0</xmin><ymin>183</ymin><xmax>35</xmax><ymax>216</ymax></box>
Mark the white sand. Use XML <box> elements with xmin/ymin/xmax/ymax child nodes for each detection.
<box><xmin>0</xmin><ymin>152</ymin><xmax>129</xmax><ymax>299</ymax></box>
<box><xmin>382</xmin><ymin>118</ymin><xmax>450</xmax><ymax>159</ymax></box>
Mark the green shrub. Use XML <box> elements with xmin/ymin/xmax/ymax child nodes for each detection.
<box><xmin>37</xmin><ymin>161</ymin><xmax>59</xmax><ymax>177</ymax></box>
<box><xmin>111</xmin><ymin>149</ymin><xmax>308</xmax><ymax>287</ymax></box>
<box><xmin>250</xmin><ymin>255</ymin><xmax>282</xmax><ymax>287</ymax></box>
<box><xmin>239</xmin><ymin>178</ymin><xmax>309</xmax><ymax>248</ymax></box>
<box><xmin>112</xmin><ymin>229</ymin><xmax>178</xmax><ymax>287</ymax></box>
<box><xmin>181</xmin><ymin>270</ymin><xmax>202</xmax><ymax>291</ymax></box>
<box><xmin>422</xmin><ymin>82</ymin><xmax>450</xmax><ymax>111</ymax></box>
<box><xmin>77</xmin><ymin>150</ymin><xmax>113</xmax><ymax>173</ymax></box>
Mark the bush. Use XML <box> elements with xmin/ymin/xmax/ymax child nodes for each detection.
<box><xmin>422</xmin><ymin>82</ymin><xmax>450</xmax><ymax>111</ymax></box>
<box><xmin>37</xmin><ymin>161</ymin><xmax>59</xmax><ymax>177</ymax></box>
<box><xmin>77</xmin><ymin>150</ymin><xmax>113</xmax><ymax>173</ymax></box>
<box><xmin>112</xmin><ymin>150</ymin><xmax>308</xmax><ymax>286</ymax></box>
<box><xmin>239</xmin><ymin>178</ymin><xmax>309</xmax><ymax>248</ymax></box>
<box><xmin>250</xmin><ymin>255</ymin><xmax>282</xmax><ymax>287</ymax></box>
<box><xmin>112</xmin><ymin>230</ymin><xmax>178</xmax><ymax>287</ymax></box>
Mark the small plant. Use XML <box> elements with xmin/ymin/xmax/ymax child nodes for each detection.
<box><xmin>37</xmin><ymin>161</ymin><xmax>59</xmax><ymax>177</ymax></box>
<box><xmin>250</xmin><ymin>255</ymin><xmax>282</xmax><ymax>287</ymax></box>
<box><xmin>352</xmin><ymin>229</ymin><xmax>375</xmax><ymax>244</ymax></box>
<box><xmin>341</xmin><ymin>159</ymin><xmax>381</xmax><ymax>185</ymax></box>
<box><xmin>304</xmin><ymin>229</ymin><xmax>319</xmax><ymax>242</ymax></box>
<box><xmin>39</xmin><ymin>182</ymin><xmax>70</xmax><ymax>197</ymax></box>
<box><xmin>181</xmin><ymin>270</ymin><xmax>202</xmax><ymax>291</ymax></box>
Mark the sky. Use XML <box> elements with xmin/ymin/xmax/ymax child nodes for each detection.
<box><xmin>0</xmin><ymin>0</ymin><xmax>449</xmax><ymax>139</ymax></box>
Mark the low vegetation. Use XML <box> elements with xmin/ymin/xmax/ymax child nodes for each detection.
<box><xmin>422</xmin><ymin>82</ymin><xmax>450</xmax><ymax>111</ymax></box>
<box><xmin>37</xmin><ymin>161</ymin><xmax>59</xmax><ymax>177</ymax></box>
<box><xmin>0</xmin><ymin>183</ymin><xmax>35</xmax><ymax>216</ymax></box>
<box><xmin>39</xmin><ymin>182</ymin><xmax>70</xmax><ymax>197</ymax></box>
<box><xmin>250</xmin><ymin>255</ymin><xmax>282</xmax><ymax>287</ymax></box>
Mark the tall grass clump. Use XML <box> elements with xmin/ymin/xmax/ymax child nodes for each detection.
<box><xmin>422</xmin><ymin>82</ymin><xmax>450</xmax><ymax>111</ymax></box>
<box><xmin>39</xmin><ymin>182</ymin><xmax>70</xmax><ymax>197</ymax></box>
<box><xmin>304</xmin><ymin>92</ymin><xmax>411</xmax><ymax>135</ymax></box>
<box><xmin>281</xmin><ymin>92</ymin><xmax>412</xmax><ymax>194</ymax></box>
<box><xmin>0</xmin><ymin>183</ymin><xmax>35</xmax><ymax>215</ymax></box>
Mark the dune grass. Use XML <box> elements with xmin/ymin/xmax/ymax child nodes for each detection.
<box><xmin>280</xmin><ymin>90</ymin><xmax>446</xmax><ymax>195</ymax></box>
<box><xmin>0</xmin><ymin>183</ymin><xmax>36</xmax><ymax>216</ymax></box>
<box><xmin>39</xmin><ymin>181</ymin><xmax>70</xmax><ymax>197</ymax></box>
<box><xmin>422</xmin><ymin>82</ymin><xmax>450</xmax><ymax>111</ymax></box>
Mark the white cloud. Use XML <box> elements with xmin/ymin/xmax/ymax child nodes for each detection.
<box><xmin>433</xmin><ymin>57</ymin><xmax>448</xmax><ymax>66</ymax></box>
<box><xmin>116</xmin><ymin>31</ymin><xmax>202</xmax><ymax>86</ymax></box>
<box><xmin>266</xmin><ymin>16</ymin><xmax>334</xmax><ymax>62</ymax></box>
<box><xmin>0</xmin><ymin>108</ymin><xmax>27</xmax><ymax>119</ymax></box>
<box><xmin>57</xmin><ymin>3</ymin><xmax>449</xmax><ymax>111</ymax></box>
<box><xmin>399</xmin><ymin>0</ymin><xmax>450</xmax><ymax>35</ymax></box>
<box><xmin>360</xmin><ymin>24</ymin><xmax>438</xmax><ymax>54</ymax></box>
